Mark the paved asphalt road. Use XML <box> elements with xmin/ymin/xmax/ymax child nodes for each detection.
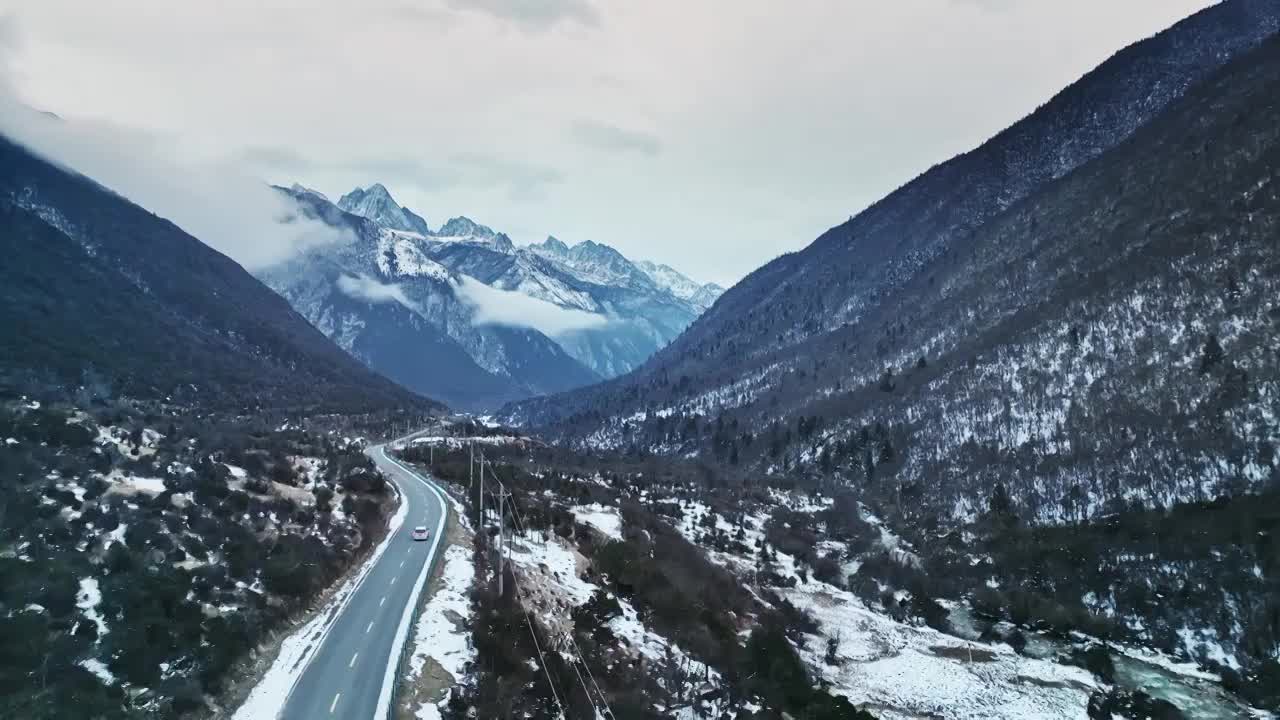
<box><xmin>281</xmin><ymin>443</ymin><xmax>447</xmax><ymax>720</ymax></box>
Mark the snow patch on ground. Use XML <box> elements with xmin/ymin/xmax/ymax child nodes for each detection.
<box><xmin>667</xmin><ymin>496</ymin><xmax>1101</xmax><ymax>719</ymax></box>
<box><xmin>607</xmin><ymin>592</ymin><xmax>717</xmax><ymax>682</ymax></box>
<box><xmin>784</xmin><ymin>580</ymin><xmax>1096</xmax><ymax>719</ymax></box>
<box><xmin>79</xmin><ymin>657</ymin><xmax>116</xmax><ymax>685</ymax></box>
<box><xmin>572</xmin><ymin>503</ymin><xmax>623</xmax><ymax>541</ymax></box>
<box><xmin>107</xmin><ymin>523</ymin><xmax>128</xmax><ymax>548</ymax></box>
<box><xmin>409</xmin><ymin>435</ymin><xmax>528</xmax><ymax>449</ymax></box>
<box><xmin>409</xmin><ymin>544</ymin><xmax>476</xmax><ymax>719</ymax></box>
<box><xmin>508</xmin><ymin>532</ymin><xmax>597</xmax><ymax>606</ymax></box>
<box><xmin>102</xmin><ymin>469</ymin><xmax>167</xmax><ymax>495</ymax></box>
<box><xmin>95</xmin><ymin>425</ymin><xmax>162</xmax><ymax>458</ymax></box>
<box><xmin>77</xmin><ymin>577</ymin><xmax>108</xmax><ymax>641</ymax></box>
<box><xmin>415</xmin><ymin>704</ymin><xmax>443</xmax><ymax>720</ymax></box>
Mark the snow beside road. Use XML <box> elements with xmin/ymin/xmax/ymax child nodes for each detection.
<box><xmin>408</xmin><ymin>544</ymin><xmax>476</xmax><ymax>719</ymax></box>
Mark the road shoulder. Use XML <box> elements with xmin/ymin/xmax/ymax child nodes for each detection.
<box><xmin>396</xmin><ymin>472</ymin><xmax>478</xmax><ymax>720</ymax></box>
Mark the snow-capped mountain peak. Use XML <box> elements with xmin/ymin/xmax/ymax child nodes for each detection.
<box><xmin>288</xmin><ymin>183</ymin><xmax>330</xmax><ymax>203</ymax></box>
<box><xmin>527</xmin><ymin>238</ymin><xmax>644</xmax><ymax>288</ymax></box>
<box><xmin>434</xmin><ymin>216</ymin><xmax>514</xmax><ymax>252</ymax></box>
<box><xmin>436</xmin><ymin>216</ymin><xmax>494</xmax><ymax>238</ymax></box>
<box><xmin>526</xmin><ymin>237</ymin><xmax>725</xmax><ymax>312</ymax></box>
<box><xmin>538</xmin><ymin>235</ymin><xmax>570</xmax><ymax>256</ymax></box>
<box><xmin>636</xmin><ymin>260</ymin><xmax>724</xmax><ymax>312</ymax></box>
<box><xmin>337</xmin><ymin>184</ymin><xmax>431</xmax><ymax>236</ymax></box>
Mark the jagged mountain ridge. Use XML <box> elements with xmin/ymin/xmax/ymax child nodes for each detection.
<box><xmin>262</xmin><ymin>184</ymin><xmax>724</xmax><ymax>403</ymax></box>
<box><xmin>0</xmin><ymin>134</ymin><xmax>432</xmax><ymax>413</ymax></box>
<box><xmin>429</xmin><ymin>228</ymin><xmax>721</xmax><ymax>376</ymax></box>
<box><xmin>259</xmin><ymin>193</ymin><xmax>600</xmax><ymax>411</ymax></box>
<box><xmin>338</xmin><ymin>182</ymin><xmax>431</xmax><ymax>236</ymax></box>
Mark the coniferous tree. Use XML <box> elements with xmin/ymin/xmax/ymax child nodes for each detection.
<box><xmin>1200</xmin><ymin>333</ymin><xmax>1224</xmax><ymax>374</ymax></box>
<box><xmin>879</xmin><ymin>369</ymin><xmax>896</xmax><ymax>393</ymax></box>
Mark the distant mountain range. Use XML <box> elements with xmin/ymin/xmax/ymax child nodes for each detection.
<box><xmin>258</xmin><ymin>185</ymin><xmax>723</xmax><ymax>410</ymax></box>
<box><xmin>0</xmin><ymin>136</ymin><xmax>431</xmax><ymax>414</ymax></box>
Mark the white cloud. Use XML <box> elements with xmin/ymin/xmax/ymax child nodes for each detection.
<box><xmin>443</xmin><ymin>0</ymin><xmax>599</xmax><ymax>31</ymax></box>
<box><xmin>454</xmin><ymin>275</ymin><xmax>606</xmax><ymax>336</ymax></box>
<box><xmin>570</xmin><ymin>120</ymin><xmax>661</xmax><ymax>156</ymax></box>
<box><xmin>0</xmin><ymin>18</ymin><xmax>347</xmax><ymax>270</ymax></box>
<box><xmin>336</xmin><ymin>273</ymin><xmax>422</xmax><ymax>314</ymax></box>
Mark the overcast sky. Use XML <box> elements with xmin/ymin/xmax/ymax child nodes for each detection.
<box><xmin>1</xmin><ymin>0</ymin><xmax>1215</xmax><ymax>286</ymax></box>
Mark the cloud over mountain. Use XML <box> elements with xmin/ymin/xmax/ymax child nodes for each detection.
<box><xmin>454</xmin><ymin>275</ymin><xmax>608</xmax><ymax>336</ymax></box>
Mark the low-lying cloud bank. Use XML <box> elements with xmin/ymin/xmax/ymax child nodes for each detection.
<box><xmin>336</xmin><ymin>274</ymin><xmax>422</xmax><ymax>314</ymax></box>
<box><xmin>454</xmin><ymin>275</ymin><xmax>607</xmax><ymax>337</ymax></box>
<box><xmin>335</xmin><ymin>272</ymin><xmax>606</xmax><ymax>340</ymax></box>
<box><xmin>0</xmin><ymin>18</ymin><xmax>343</xmax><ymax>270</ymax></box>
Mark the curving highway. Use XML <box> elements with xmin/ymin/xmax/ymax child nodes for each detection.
<box><xmin>279</xmin><ymin>442</ymin><xmax>448</xmax><ymax>720</ymax></box>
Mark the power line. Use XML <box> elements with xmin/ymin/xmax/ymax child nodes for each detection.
<box><xmin>517</xmin><ymin>587</ymin><xmax>567</xmax><ymax>719</ymax></box>
<box><xmin>568</xmin><ymin>631</ymin><xmax>615</xmax><ymax>719</ymax></box>
<box><xmin>475</xmin><ymin>456</ymin><xmax>619</xmax><ymax>719</ymax></box>
<box><xmin>493</xmin><ymin>470</ymin><xmax>613</xmax><ymax>719</ymax></box>
<box><xmin>500</xmin><ymin>527</ymin><xmax>570</xmax><ymax>718</ymax></box>
<box><xmin>475</xmin><ymin>457</ymin><xmax>568</xmax><ymax>718</ymax></box>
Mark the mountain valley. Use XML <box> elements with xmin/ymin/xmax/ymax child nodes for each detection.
<box><xmin>2</xmin><ymin>1</ymin><xmax>1279</xmax><ymax>718</ymax></box>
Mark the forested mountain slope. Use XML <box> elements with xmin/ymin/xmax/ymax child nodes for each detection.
<box><xmin>511</xmin><ymin>1</ymin><xmax>1280</xmax><ymax>535</ymax></box>
<box><xmin>500</xmin><ymin>2</ymin><xmax>1280</xmax><ymax>692</ymax></box>
<box><xmin>507</xmin><ymin>0</ymin><xmax>1280</xmax><ymax>435</ymax></box>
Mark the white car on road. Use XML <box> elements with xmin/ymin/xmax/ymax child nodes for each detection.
<box><xmin>410</xmin><ymin>526</ymin><xmax>430</xmax><ymax>541</ymax></box>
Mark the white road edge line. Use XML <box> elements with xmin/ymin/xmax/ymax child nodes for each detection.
<box><xmin>374</xmin><ymin>445</ymin><xmax>449</xmax><ymax>720</ymax></box>
<box><xmin>330</xmin><ymin>693</ymin><xmax>341</xmax><ymax>713</ymax></box>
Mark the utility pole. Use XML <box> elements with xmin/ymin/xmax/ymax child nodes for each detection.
<box><xmin>477</xmin><ymin>451</ymin><xmax>485</xmax><ymax>528</ymax></box>
<box><xmin>497</xmin><ymin>483</ymin><xmax>508</xmax><ymax>596</ymax></box>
